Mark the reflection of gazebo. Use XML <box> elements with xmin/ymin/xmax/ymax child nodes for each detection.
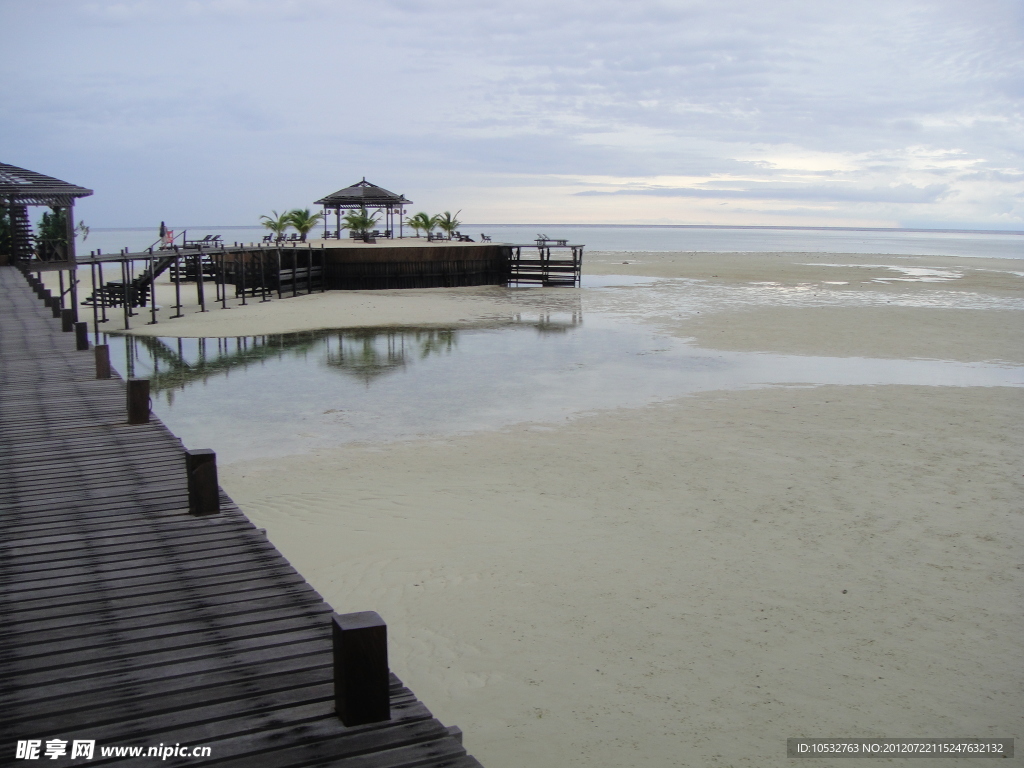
<box><xmin>315</xmin><ymin>178</ymin><xmax>411</xmax><ymax>239</ymax></box>
<box><xmin>0</xmin><ymin>162</ymin><xmax>93</xmax><ymax>267</ymax></box>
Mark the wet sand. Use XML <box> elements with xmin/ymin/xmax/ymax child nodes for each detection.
<box><xmin>57</xmin><ymin>252</ymin><xmax>1024</xmax><ymax>766</ymax></box>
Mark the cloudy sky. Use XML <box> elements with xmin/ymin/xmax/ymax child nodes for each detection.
<box><xmin>1</xmin><ymin>0</ymin><xmax>1021</xmax><ymax>229</ymax></box>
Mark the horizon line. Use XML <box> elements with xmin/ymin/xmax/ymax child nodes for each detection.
<box><xmin>89</xmin><ymin>223</ymin><xmax>1024</xmax><ymax>236</ymax></box>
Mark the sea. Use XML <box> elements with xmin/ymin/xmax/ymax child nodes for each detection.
<box><xmin>81</xmin><ymin>224</ymin><xmax>1024</xmax><ymax>260</ymax></box>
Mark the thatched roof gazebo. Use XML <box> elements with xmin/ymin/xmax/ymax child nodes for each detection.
<box><xmin>315</xmin><ymin>178</ymin><xmax>411</xmax><ymax>239</ymax></box>
<box><xmin>0</xmin><ymin>161</ymin><xmax>93</xmax><ymax>266</ymax></box>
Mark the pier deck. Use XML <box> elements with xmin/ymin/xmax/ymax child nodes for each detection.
<box><xmin>0</xmin><ymin>266</ymin><xmax>480</xmax><ymax>767</ymax></box>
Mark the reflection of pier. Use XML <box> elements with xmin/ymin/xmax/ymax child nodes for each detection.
<box><xmin>122</xmin><ymin>312</ymin><xmax>583</xmax><ymax>396</ymax></box>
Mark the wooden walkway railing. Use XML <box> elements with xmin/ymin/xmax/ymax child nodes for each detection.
<box><xmin>0</xmin><ymin>265</ymin><xmax>481</xmax><ymax>767</ymax></box>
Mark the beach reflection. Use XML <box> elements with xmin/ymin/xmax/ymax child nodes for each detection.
<box><xmin>112</xmin><ymin>310</ymin><xmax>584</xmax><ymax>396</ymax></box>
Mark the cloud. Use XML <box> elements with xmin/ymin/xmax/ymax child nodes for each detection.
<box><xmin>575</xmin><ymin>183</ymin><xmax>952</xmax><ymax>204</ymax></box>
<box><xmin>1</xmin><ymin>0</ymin><xmax>1021</xmax><ymax>227</ymax></box>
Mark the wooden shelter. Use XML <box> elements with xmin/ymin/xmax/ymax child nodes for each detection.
<box><xmin>315</xmin><ymin>178</ymin><xmax>411</xmax><ymax>239</ymax></box>
<box><xmin>0</xmin><ymin>161</ymin><xmax>92</xmax><ymax>267</ymax></box>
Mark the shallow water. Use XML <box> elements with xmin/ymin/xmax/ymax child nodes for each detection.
<box><xmin>106</xmin><ymin>309</ymin><xmax>1024</xmax><ymax>464</ymax></box>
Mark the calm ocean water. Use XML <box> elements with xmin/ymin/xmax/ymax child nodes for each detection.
<box><xmin>81</xmin><ymin>225</ymin><xmax>1024</xmax><ymax>260</ymax></box>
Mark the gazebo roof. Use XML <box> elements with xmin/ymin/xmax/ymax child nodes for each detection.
<box><xmin>315</xmin><ymin>178</ymin><xmax>411</xmax><ymax>209</ymax></box>
<box><xmin>0</xmin><ymin>162</ymin><xmax>93</xmax><ymax>207</ymax></box>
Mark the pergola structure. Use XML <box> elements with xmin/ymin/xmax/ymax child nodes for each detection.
<box><xmin>1</xmin><ymin>161</ymin><xmax>93</xmax><ymax>265</ymax></box>
<box><xmin>315</xmin><ymin>178</ymin><xmax>411</xmax><ymax>239</ymax></box>
<box><xmin>1</xmin><ymin>161</ymin><xmax>93</xmax><ymax>313</ymax></box>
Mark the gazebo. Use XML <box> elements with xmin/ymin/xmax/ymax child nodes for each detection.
<box><xmin>315</xmin><ymin>178</ymin><xmax>412</xmax><ymax>239</ymax></box>
<box><xmin>0</xmin><ymin>161</ymin><xmax>93</xmax><ymax>267</ymax></box>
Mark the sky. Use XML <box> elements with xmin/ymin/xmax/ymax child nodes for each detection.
<box><xmin>1</xmin><ymin>0</ymin><xmax>1022</xmax><ymax>229</ymax></box>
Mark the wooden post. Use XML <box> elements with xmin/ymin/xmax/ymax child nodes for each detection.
<box><xmin>172</xmin><ymin>250</ymin><xmax>183</xmax><ymax>319</ymax></box>
<box><xmin>148</xmin><ymin>254</ymin><xmax>158</xmax><ymax>325</ymax></box>
<box><xmin>121</xmin><ymin>259</ymin><xmax>131</xmax><ymax>330</ymax></box>
<box><xmin>239</xmin><ymin>251</ymin><xmax>247</xmax><ymax>305</ymax></box>
<box><xmin>196</xmin><ymin>252</ymin><xmax>207</xmax><ymax>312</ymax></box>
<box><xmin>61</xmin><ymin>308</ymin><xmax>75</xmax><ymax>332</ymax></box>
<box><xmin>98</xmin><ymin>260</ymin><xmax>108</xmax><ymax>324</ymax></box>
<box><xmin>74</xmin><ymin>322</ymin><xmax>89</xmax><ymax>351</ymax></box>
<box><xmin>89</xmin><ymin>260</ymin><xmax>100</xmax><ymax>339</ymax></box>
<box><xmin>332</xmin><ymin>611</ymin><xmax>391</xmax><ymax>726</ymax></box>
<box><xmin>127</xmin><ymin>378</ymin><xmax>150</xmax><ymax>424</ymax></box>
<box><xmin>185</xmin><ymin>448</ymin><xmax>220</xmax><ymax>515</ymax></box>
<box><xmin>95</xmin><ymin>344</ymin><xmax>111</xmax><ymax>378</ymax></box>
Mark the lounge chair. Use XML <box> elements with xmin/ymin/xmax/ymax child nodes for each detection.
<box><xmin>481</xmin><ymin>233</ymin><xmax>492</xmax><ymax>242</ymax></box>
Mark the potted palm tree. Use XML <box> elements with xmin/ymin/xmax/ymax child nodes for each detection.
<box><xmin>260</xmin><ymin>210</ymin><xmax>292</xmax><ymax>242</ymax></box>
<box><xmin>435</xmin><ymin>210</ymin><xmax>462</xmax><ymax>240</ymax></box>
<box><xmin>405</xmin><ymin>212</ymin><xmax>439</xmax><ymax>238</ymax></box>
<box><xmin>287</xmin><ymin>209</ymin><xmax>323</xmax><ymax>242</ymax></box>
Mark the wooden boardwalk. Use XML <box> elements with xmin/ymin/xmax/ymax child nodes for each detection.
<box><xmin>0</xmin><ymin>266</ymin><xmax>481</xmax><ymax>767</ymax></box>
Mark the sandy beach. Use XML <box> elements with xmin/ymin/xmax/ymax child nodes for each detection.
<box><xmin>59</xmin><ymin>251</ymin><xmax>1024</xmax><ymax>766</ymax></box>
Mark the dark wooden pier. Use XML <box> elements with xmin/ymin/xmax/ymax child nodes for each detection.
<box><xmin>68</xmin><ymin>236</ymin><xmax>582</xmax><ymax>334</ymax></box>
<box><xmin>0</xmin><ymin>265</ymin><xmax>481</xmax><ymax>767</ymax></box>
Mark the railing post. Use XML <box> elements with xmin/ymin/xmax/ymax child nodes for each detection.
<box><xmin>332</xmin><ymin>611</ymin><xmax>391</xmax><ymax>726</ymax></box>
<box><xmin>74</xmin><ymin>322</ymin><xmax>89</xmax><ymax>351</ymax></box>
<box><xmin>95</xmin><ymin>344</ymin><xmax>111</xmax><ymax>378</ymax></box>
<box><xmin>127</xmin><ymin>378</ymin><xmax>150</xmax><ymax>424</ymax></box>
<box><xmin>185</xmin><ymin>448</ymin><xmax>220</xmax><ymax>515</ymax></box>
<box><xmin>61</xmin><ymin>308</ymin><xmax>75</xmax><ymax>332</ymax></box>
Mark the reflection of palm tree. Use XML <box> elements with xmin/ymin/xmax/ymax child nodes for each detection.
<box><xmin>416</xmin><ymin>329</ymin><xmax>455</xmax><ymax>357</ymax></box>
<box><xmin>342</xmin><ymin>207</ymin><xmax>380</xmax><ymax>236</ymax></box>
<box><xmin>260</xmin><ymin>210</ymin><xmax>291</xmax><ymax>240</ymax></box>
<box><xmin>405</xmin><ymin>212</ymin><xmax>438</xmax><ymax>238</ymax></box>
<box><xmin>287</xmin><ymin>209</ymin><xmax>322</xmax><ymax>241</ymax></box>
<box><xmin>325</xmin><ymin>329</ymin><xmax>459</xmax><ymax>383</ymax></box>
<box><xmin>435</xmin><ymin>210</ymin><xmax>462</xmax><ymax>240</ymax></box>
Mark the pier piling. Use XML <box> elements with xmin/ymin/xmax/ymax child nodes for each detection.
<box><xmin>94</xmin><ymin>344</ymin><xmax>111</xmax><ymax>378</ymax></box>
<box><xmin>185</xmin><ymin>448</ymin><xmax>220</xmax><ymax>516</ymax></box>
<box><xmin>74</xmin><ymin>321</ymin><xmax>89</xmax><ymax>350</ymax></box>
<box><xmin>126</xmin><ymin>377</ymin><xmax>150</xmax><ymax>424</ymax></box>
<box><xmin>333</xmin><ymin>611</ymin><xmax>391</xmax><ymax>726</ymax></box>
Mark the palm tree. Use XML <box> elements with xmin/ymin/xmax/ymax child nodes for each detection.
<box><xmin>341</xmin><ymin>207</ymin><xmax>380</xmax><ymax>237</ymax></box>
<box><xmin>435</xmin><ymin>210</ymin><xmax>462</xmax><ymax>240</ymax></box>
<box><xmin>259</xmin><ymin>210</ymin><xmax>292</xmax><ymax>241</ymax></box>
<box><xmin>405</xmin><ymin>212</ymin><xmax>438</xmax><ymax>238</ymax></box>
<box><xmin>287</xmin><ymin>208</ymin><xmax>322</xmax><ymax>241</ymax></box>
